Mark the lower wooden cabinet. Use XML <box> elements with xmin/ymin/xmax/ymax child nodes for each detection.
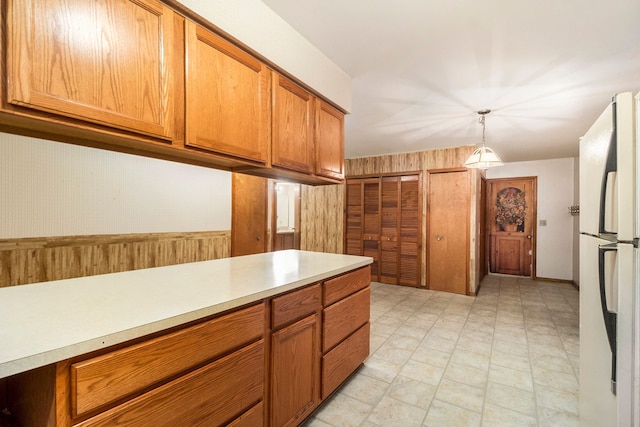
<box><xmin>270</xmin><ymin>314</ymin><xmax>320</xmax><ymax>427</ymax></box>
<box><xmin>3</xmin><ymin>267</ymin><xmax>371</xmax><ymax>427</ymax></box>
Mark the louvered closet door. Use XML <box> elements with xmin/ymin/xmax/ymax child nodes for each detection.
<box><xmin>362</xmin><ymin>180</ymin><xmax>381</xmax><ymax>280</ymax></box>
<box><xmin>345</xmin><ymin>181</ymin><xmax>363</xmax><ymax>256</ymax></box>
<box><xmin>380</xmin><ymin>177</ymin><xmax>399</xmax><ymax>284</ymax></box>
<box><xmin>399</xmin><ymin>175</ymin><xmax>420</xmax><ymax>287</ymax></box>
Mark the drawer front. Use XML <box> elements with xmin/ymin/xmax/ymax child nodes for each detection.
<box><xmin>323</xmin><ymin>266</ymin><xmax>371</xmax><ymax>306</ymax></box>
<box><xmin>322</xmin><ymin>322</ymin><xmax>370</xmax><ymax>399</ymax></box>
<box><xmin>72</xmin><ymin>303</ymin><xmax>265</xmax><ymax>417</ymax></box>
<box><xmin>323</xmin><ymin>287</ymin><xmax>370</xmax><ymax>352</ymax></box>
<box><xmin>228</xmin><ymin>401</ymin><xmax>264</xmax><ymax>427</ymax></box>
<box><xmin>76</xmin><ymin>340</ymin><xmax>265</xmax><ymax>427</ymax></box>
<box><xmin>271</xmin><ymin>283</ymin><xmax>321</xmax><ymax>330</ymax></box>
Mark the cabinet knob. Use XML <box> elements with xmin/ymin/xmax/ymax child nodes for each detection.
<box><xmin>436</xmin><ymin>235</ymin><xmax>443</xmax><ymax>241</ymax></box>
<box><xmin>256</xmin><ymin>236</ymin><xmax>261</xmax><ymax>241</ymax></box>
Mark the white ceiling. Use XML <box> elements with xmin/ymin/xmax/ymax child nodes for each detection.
<box><xmin>261</xmin><ymin>0</ymin><xmax>640</xmax><ymax>162</ymax></box>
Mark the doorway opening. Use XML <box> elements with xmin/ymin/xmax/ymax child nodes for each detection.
<box><xmin>272</xmin><ymin>182</ymin><xmax>301</xmax><ymax>251</ymax></box>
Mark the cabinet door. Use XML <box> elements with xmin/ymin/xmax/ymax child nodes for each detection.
<box><xmin>270</xmin><ymin>314</ymin><xmax>320</xmax><ymax>427</ymax></box>
<box><xmin>315</xmin><ymin>99</ymin><xmax>344</xmax><ymax>180</ymax></box>
<box><xmin>7</xmin><ymin>0</ymin><xmax>175</xmax><ymax>139</ymax></box>
<box><xmin>185</xmin><ymin>21</ymin><xmax>270</xmax><ymax>164</ymax></box>
<box><xmin>272</xmin><ymin>74</ymin><xmax>314</xmax><ymax>173</ymax></box>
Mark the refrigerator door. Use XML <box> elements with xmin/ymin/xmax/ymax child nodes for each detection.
<box><xmin>616</xmin><ymin>92</ymin><xmax>635</xmax><ymax>242</ymax></box>
<box><xmin>580</xmin><ymin>99</ymin><xmax>616</xmax><ymax>237</ymax></box>
<box><xmin>580</xmin><ymin>234</ymin><xmax>618</xmax><ymax>426</ymax></box>
<box><xmin>617</xmin><ymin>243</ymin><xmax>636</xmax><ymax>426</ymax></box>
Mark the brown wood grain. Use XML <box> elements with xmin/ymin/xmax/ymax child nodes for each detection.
<box><xmin>321</xmin><ymin>322</ymin><xmax>370</xmax><ymax>399</ymax></box>
<box><xmin>322</xmin><ymin>287</ymin><xmax>370</xmax><ymax>352</ymax></box>
<box><xmin>323</xmin><ymin>266</ymin><xmax>370</xmax><ymax>306</ymax></box>
<box><xmin>271</xmin><ymin>284</ymin><xmax>321</xmax><ymax>330</ymax></box>
<box><xmin>71</xmin><ymin>304</ymin><xmax>264</xmax><ymax>418</ymax></box>
<box><xmin>300</xmin><ymin>184</ymin><xmax>344</xmax><ymax>254</ymax></box>
<box><xmin>272</xmin><ymin>73</ymin><xmax>315</xmax><ymax>173</ymax></box>
<box><xmin>0</xmin><ymin>231</ymin><xmax>231</xmax><ymax>288</ymax></box>
<box><xmin>315</xmin><ymin>99</ymin><xmax>344</xmax><ymax>180</ymax></box>
<box><xmin>227</xmin><ymin>401</ymin><xmax>264</xmax><ymax>427</ymax></box>
<box><xmin>74</xmin><ymin>340</ymin><xmax>264</xmax><ymax>427</ymax></box>
<box><xmin>270</xmin><ymin>314</ymin><xmax>320</xmax><ymax>427</ymax></box>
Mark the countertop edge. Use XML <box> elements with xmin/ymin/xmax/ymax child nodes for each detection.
<box><xmin>0</xmin><ymin>252</ymin><xmax>372</xmax><ymax>379</ymax></box>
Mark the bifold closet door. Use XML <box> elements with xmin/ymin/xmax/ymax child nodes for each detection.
<box><xmin>399</xmin><ymin>176</ymin><xmax>420</xmax><ymax>287</ymax></box>
<box><xmin>344</xmin><ymin>175</ymin><xmax>420</xmax><ymax>287</ymax></box>
<box><xmin>362</xmin><ymin>180</ymin><xmax>381</xmax><ymax>280</ymax></box>
<box><xmin>380</xmin><ymin>177</ymin><xmax>399</xmax><ymax>284</ymax></box>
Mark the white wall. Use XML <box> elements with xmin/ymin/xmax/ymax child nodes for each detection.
<box><xmin>486</xmin><ymin>157</ymin><xmax>575</xmax><ymax>281</ymax></box>
<box><xmin>573</xmin><ymin>157</ymin><xmax>580</xmax><ymax>286</ymax></box>
<box><xmin>0</xmin><ymin>133</ymin><xmax>231</xmax><ymax>238</ymax></box>
<box><xmin>180</xmin><ymin>0</ymin><xmax>351</xmax><ymax>112</ymax></box>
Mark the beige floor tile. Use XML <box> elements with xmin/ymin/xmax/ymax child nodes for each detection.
<box><xmin>312</xmin><ymin>393</ymin><xmax>373</xmax><ymax>427</ymax></box>
<box><xmin>423</xmin><ymin>399</ymin><xmax>482</xmax><ymax>427</ymax></box>
<box><xmin>387</xmin><ymin>375</ymin><xmax>437</xmax><ymax>409</ymax></box>
<box><xmin>535</xmin><ymin>384</ymin><xmax>579</xmax><ymax>415</ymax></box>
<box><xmin>442</xmin><ymin>362</ymin><xmax>488</xmax><ymax>388</ymax></box>
<box><xmin>532</xmin><ymin>367</ymin><xmax>579</xmax><ymax>394</ymax></box>
<box><xmin>399</xmin><ymin>359</ymin><xmax>445</xmax><ymax>386</ymax></box>
<box><xmin>489</xmin><ymin>364</ymin><xmax>534</xmax><ymax>391</ymax></box>
<box><xmin>411</xmin><ymin>345</ymin><xmax>451</xmax><ymax>367</ymax></box>
<box><xmin>490</xmin><ymin>349</ymin><xmax>531</xmax><ymax>373</ymax></box>
<box><xmin>482</xmin><ymin>402</ymin><xmax>538</xmax><ymax>427</ymax></box>
<box><xmin>339</xmin><ymin>372</ymin><xmax>390</xmax><ymax>405</ymax></box>
<box><xmin>367</xmin><ymin>396</ymin><xmax>427</xmax><ymax>427</ymax></box>
<box><xmin>450</xmin><ymin>347</ymin><xmax>491</xmax><ymax>371</ymax></box>
<box><xmin>360</xmin><ymin>355</ymin><xmax>403</xmax><ymax>383</ymax></box>
<box><xmin>434</xmin><ymin>378</ymin><xmax>485</xmax><ymax>412</ymax></box>
<box><xmin>537</xmin><ymin>407</ymin><xmax>580</xmax><ymax>427</ymax></box>
<box><xmin>485</xmin><ymin>381</ymin><xmax>537</xmax><ymax>417</ymax></box>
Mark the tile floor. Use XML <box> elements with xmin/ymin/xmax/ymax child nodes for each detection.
<box><xmin>304</xmin><ymin>274</ymin><xmax>580</xmax><ymax>427</ymax></box>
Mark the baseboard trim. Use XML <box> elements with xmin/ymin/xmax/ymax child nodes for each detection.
<box><xmin>535</xmin><ymin>276</ymin><xmax>574</xmax><ymax>285</ymax></box>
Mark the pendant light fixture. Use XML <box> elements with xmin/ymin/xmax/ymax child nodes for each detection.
<box><xmin>464</xmin><ymin>109</ymin><xmax>504</xmax><ymax>169</ymax></box>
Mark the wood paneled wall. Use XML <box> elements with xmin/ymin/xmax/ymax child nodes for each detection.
<box><xmin>300</xmin><ymin>184</ymin><xmax>344</xmax><ymax>254</ymax></box>
<box><xmin>0</xmin><ymin>231</ymin><xmax>231</xmax><ymax>288</ymax></box>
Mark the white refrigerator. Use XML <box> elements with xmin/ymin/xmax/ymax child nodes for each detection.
<box><xmin>579</xmin><ymin>91</ymin><xmax>639</xmax><ymax>426</ymax></box>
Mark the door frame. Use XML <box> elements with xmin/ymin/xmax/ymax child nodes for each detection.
<box><xmin>426</xmin><ymin>168</ymin><xmax>471</xmax><ymax>294</ymax></box>
<box><xmin>486</xmin><ymin>176</ymin><xmax>537</xmax><ymax>278</ymax></box>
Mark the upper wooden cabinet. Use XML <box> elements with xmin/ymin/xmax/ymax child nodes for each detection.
<box><xmin>271</xmin><ymin>73</ymin><xmax>314</xmax><ymax>173</ymax></box>
<box><xmin>315</xmin><ymin>99</ymin><xmax>344</xmax><ymax>180</ymax></box>
<box><xmin>185</xmin><ymin>21</ymin><xmax>270</xmax><ymax>165</ymax></box>
<box><xmin>6</xmin><ymin>0</ymin><xmax>175</xmax><ymax>140</ymax></box>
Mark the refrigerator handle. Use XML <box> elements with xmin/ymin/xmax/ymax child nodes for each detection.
<box><xmin>598</xmin><ymin>243</ymin><xmax>618</xmax><ymax>395</ymax></box>
<box><xmin>598</xmin><ymin>99</ymin><xmax>617</xmax><ymax>235</ymax></box>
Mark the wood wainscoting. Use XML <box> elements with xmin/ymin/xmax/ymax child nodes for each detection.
<box><xmin>0</xmin><ymin>231</ymin><xmax>231</xmax><ymax>288</ymax></box>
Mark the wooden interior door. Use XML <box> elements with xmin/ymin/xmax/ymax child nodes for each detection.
<box><xmin>479</xmin><ymin>177</ymin><xmax>488</xmax><ymax>281</ymax></box>
<box><xmin>362</xmin><ymin>179</ymin><xmax>381</xmax><ymax>281</ymax></box>
<box><xmin>488</xmin><ymin>177</ymin><xmax>536</xmax><ymax>276</ymax></box>
<box><xmin>399</xmin><ymin>175</ymin><xmax>421</xmax><ymax>287</ymax></box>
<box><xmin>232</xmin><ymin>173</ymin><xmax>271</xmax><ymax>256</ymax></box>
<box><xmin>427</xmin><ymin>169</ymin><xmax>469</xmax><ymax>295</ymax></box>
<box><xmin>380</xmin><ymin>177</ymin><xmax>399</xmax><ymax>284</ymax></box>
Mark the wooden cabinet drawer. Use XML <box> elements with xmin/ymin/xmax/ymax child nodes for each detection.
<box><xmin>323</xmin><ymin>266</ymin><xmax>370</xmax><ymax>306</ymax></box>
<box><xmin>228</xmin><ymin>401</ymin><xmax>264</xmax><ymax>427</ymax></box>
<box><xmin>76</xmin><ymin>340</ymin><xmax>265</xmax><ymax>427</ymax></box>
<box><xmin>323</xmin><ymin>287</ymin><xmax>370</xmax><ymax>352</ymax></box>
<box><xmin>322</xmin><ymin>322</ymin><xmax>370</xmax><ymax>399</ymax></box>
<box><xmin>271</xmin><ymin>284</ymin><xmax>321</xmax><ymax>330</ymax></box>
<box><xmin>71</xmin><ymin>303</ymin><xmax>264</xmax><ymax>417</ymax></box>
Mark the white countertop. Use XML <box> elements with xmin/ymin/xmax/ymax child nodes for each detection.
<box><xmin>0</xmin><ymin>250</ymin><xmax>371</xmax><ymax>379</ymax></box>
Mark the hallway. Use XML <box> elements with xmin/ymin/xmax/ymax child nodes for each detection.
<box><xmin>304</xmin><ymin>275</ymin><xmax>580</xmax><ymax>426</ymax></box>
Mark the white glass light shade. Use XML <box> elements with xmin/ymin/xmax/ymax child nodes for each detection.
<box><xmin>464</xmin><ymin>145</ymin><xmax>504</xmax><ymax>169</ymax></box>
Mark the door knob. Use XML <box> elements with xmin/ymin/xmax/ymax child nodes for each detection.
<box><xmin>527</xmin><ymin>235</ymin><xmax>532</xmax><ymax>239</ymax></box>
